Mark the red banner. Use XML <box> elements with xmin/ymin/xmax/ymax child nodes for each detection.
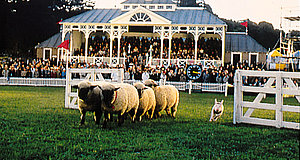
<box><xmin>240</xmin><ymin>21</ymin><xmax>248</xmax><ymax>28</ymax></box>
<box><xmin>58</xmin><ymin>39</ymin><xmax>69</xmax><ymax>50</ymax></box>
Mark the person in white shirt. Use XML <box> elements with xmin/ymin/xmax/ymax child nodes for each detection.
<box><xmin>142</xmin><ymin>69</ymin><xmax>150</xmax><ymax>82</ymax></box>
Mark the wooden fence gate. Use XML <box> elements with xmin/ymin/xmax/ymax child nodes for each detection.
<box><xmin>233</xmin><ymin>70</ymin><xmax>300</xmax><ymax>129</ymax></box>
<box><xmin>65</xmin><ymin>68</ymin><xmax>124</xmax><ymax>109</ymax></box>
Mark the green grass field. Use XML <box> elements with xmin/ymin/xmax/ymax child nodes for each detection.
<box><xmin>0</xmin><ymin>86</ymin><xmax>299</xmax><ymax>159</ymax></box>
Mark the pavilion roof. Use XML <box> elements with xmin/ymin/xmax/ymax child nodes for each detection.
<box><xmin>35</xmin><ymin>33</ymin><xmax>70</xmax><ymax>48</ymax></box>
<box><xmin>225</xmin><ymin>33</ymin><xmax>267</xmax><ymax>53</ymax></box>
<box><xmin>61</xmin><ymin>8</ymin><xmax>226</xmax><ymax>25</ymax></box>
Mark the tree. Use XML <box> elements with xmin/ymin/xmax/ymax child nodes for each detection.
<box><xmin>1</xmin><ymin>0</ymin><xmax>93</xmax><ymax>57</ymax></box>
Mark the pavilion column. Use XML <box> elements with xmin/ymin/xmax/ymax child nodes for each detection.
<box><xmin>195</xmin><ymin>36</ymin><xmax>198</xmax><ymax>61</ymax></box>
<box><xmin>160</xmin><ymin>36</ymin><xmax>164</xmax><ymax>66</ymax></box>
<box><xmin>70</xmin><ymin>31</ymin><xmax>73</xmax><ymax>56</ymax></box>
<box><xmin>168</xmin><ymin>36</ymin><xmax>172</xmax><ymax>63</ymax></box>
<box><xmin>84</xmin><ymin>33</ymin><xmax>89</xmax><ymax>63</ymax></box>
<box><xmin>221</xmin><ymin>27</ymin><xmax>226</xmax><ymax>66</ymax></box>
<box><xmin>110</xmin><ymin>36</ymin><xmax>113</xmax><ymax>65</ymax></box>
<box><xmin>117</xmin><ymin>36</ymin><xmax>121</xmax><ymax>63</ymax></box>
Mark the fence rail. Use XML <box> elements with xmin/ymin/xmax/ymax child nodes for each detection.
<box><xmin>0</xmin><ymin>77</ymin><xmax>66</xmax><ymax>87</ymax></box>
<box><xmin>233</xmin><ymin>70</ymin><xmax>300</xmax><ymax>130</ymax></box>
<box><xmin>0</xmin><ymin>77</ymin><xmax>228</xmax><ymax>95</ymax></box>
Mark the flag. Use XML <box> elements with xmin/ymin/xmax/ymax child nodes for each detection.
<box><xmin>57</xmin><ymin>19</ymin><xmax>63</xmax><ymax>25</ymax></box>
<box><xmin>58</xmin><ymin>40</ymin><xmax>69</xmax><ymax>50</ymax></box>
<box><xmin>240</xmin><ymin>20</ymin><xmax>248</xmax><ymax>28</ymax></box>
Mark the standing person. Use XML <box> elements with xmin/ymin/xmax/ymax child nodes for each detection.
<box><xmin>31</xmin><ymin>65</ymin><xmax>35</xmax><ymax>78</ymax></box>
<box><xmin>2</xmin><ymin>65</ymin><xmax>9</xmax><ymax>81</ymax></box>
<box><xmin>142</xmin><ymin>69</ymin><xmax>150</xmax><ymax>82</ymax></box>
<box><xmin>160</xmin><ymin>71</ymin><xmax>167</xmax><ymax>85</ymax></box>
<box><xmin>124</xmin><ymin>70</ymin><xmax>130</xmax><ymax>80</ymax></box>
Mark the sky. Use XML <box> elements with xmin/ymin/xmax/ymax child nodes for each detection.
<box><xmin>94</xmin><ymin>0</ymin><xmax>300</xmax><ymax>30</ymax></box>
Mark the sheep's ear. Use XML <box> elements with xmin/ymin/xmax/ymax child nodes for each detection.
<box><xmin>215</xmin><ymin>99</ymin><xmax>217</xmax><ymax>103</ymax></box>
<box><xmin>143</xmin><ymin>87</ymin><xmax>147</xmax><ymax>90</ymax></box>
<box><xmin>114</xmin><ymin>87</ymin><xmax>120</xmax><ymax>91</ymax></box>
<box><xmin>90</xmin><ymin>85</ymin><xmax>97</xmax><ymax>89</ymax></box>
<box><xmin>153</xmin><ymin>83</ymin><xmax>158</xmax><ymax>87</ymax></box>
<box><xmin>73</xmin><ymin>85</ymin><xmax>78</xmax><ymax>89</ymax></box>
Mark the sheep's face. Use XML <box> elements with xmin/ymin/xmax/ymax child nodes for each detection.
<box><xmin>134</xmin><ymin>83</ymin><xmax>146</xmax><ymax>99</ymax></box>
<box><xmin>100</xmin><ymin>85</ymin><xmax>120</xmax><ymax>108</ymax></box>
<box><xmin>144</xmin><ymin>79</ymin><xmax>158</xmax><ymax>88</ymax></box>
<box><xmin>74</xmin><ymin>81</ymin><xmax>98</xmax><ymax>104</ymax></box>
<box><xmin>78</xmin><ymin>88</ymin><xmax>89</xmax><ymax>101</ymax></box>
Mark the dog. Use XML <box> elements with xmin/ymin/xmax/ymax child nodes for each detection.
<box><xmin>209</xmin><ymin>99</ymin><xmax>224</xmax><ymax>122</ymax></box>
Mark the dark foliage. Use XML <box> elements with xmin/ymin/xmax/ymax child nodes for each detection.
<box><xmin>222</xmin><ymin>19</ymin><xmax>280</xmax><ymax>50</ymax></box>
<box><xmin>1</xmin><ymin>0</ymin><xmax>91</xmax><ymax>57</ymax></box>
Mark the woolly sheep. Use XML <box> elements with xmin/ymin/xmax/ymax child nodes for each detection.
<box><xmin>209</xmin><ymin>99</ymin><xmax>224</xmax><ymax>122</ymax></box>
<box><xmin>144</xmin><ymin>79</ymin><xmax>179</xmax><ymax>118</ymax></box>
<box><xmin>133</xmin><ymin>82</ymin><xmax>156</xmax><ymax>121</ymax></box>
<box><xmin>73</xmin><ymin>80</ymin><xmax>108</xmax><ymax>125</ymax></box>
<box><xmin>100</xmin><ymin>82</ymin><xmax>139</xmax><ymax>127</ymax></box>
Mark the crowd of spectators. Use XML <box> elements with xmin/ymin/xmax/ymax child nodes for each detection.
<box><xmin>1</xmin><ymin>56</ymin><xmax>269</xmax><ymax>86</ymax></box>
<box><xmin>0</xmin><ymin>57</ymin><xmax>67</xmax><ymax>79</ymax></box>
<box><xmin>72</xmin><ymin>35</ymin><xmax>222</xmax><ymax>65</ymax></box>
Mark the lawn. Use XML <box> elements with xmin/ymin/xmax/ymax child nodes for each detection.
<box><xmin>0</xmin><ymin>86</ymin><xmax>299</xmax><ymax>159</ymax></box>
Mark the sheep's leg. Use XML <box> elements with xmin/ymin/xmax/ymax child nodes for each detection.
<box><xmin>148</xmin><ymin>105</ymin><xmax>155</xmax><ymax>120</ymax></box>
<box><xmin>165</xmin><ymin>107</ymin><xmax>171</xmax><ymax>116</ymax></box>
<box><xmin>171</xmin><ymin>106</ymin><xmax>177</xmax><ymax>118</ymax></box>
<box><xmin>80</xmin><ymin>110</ymin><xmax>86</xmax><ymax>125</ymax></box>
<box><xmin>102</xmin><ymin>112</ymin><xmax>109</xmax><ymax>128</ymax></box>
<box><xmin>154</xmin><ymin>111</ymin><xmax>161</xmax><ymax>119</ymax></box>
<box><xmin>94</xmin><ymin>110</ymin><xmax>102</xmax><ymax>125</ymax></box>
<box><xmin>136</xmin><ymin>110</ymin><xmax>144</xmax><ymax>122</ymax></box>
<box><xmin>117</xmin><ymin>112</ymin><xmax>124</xmax><ymax>126</ymax></box>
<box><xmin>128</xmin><ymin>109</ymin><xmax>136</xmax><ymax>123</ymax></box>
<box><xmin>171</xmin><ymin>97</ymin><xmax>179</xmax><ymax>118</ymax></box>
<box><xmin>108</xmin><ymin>113</ymin><xmax>114</xmax><ymax>122</ymax></box>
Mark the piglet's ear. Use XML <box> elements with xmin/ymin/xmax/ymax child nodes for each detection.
<box><xmin>220</xmin><ymin>100</ymin><xmax>224</xmax><ymax>104</ymax></box>
<box><xmin>73</xmin><ymin>85</ymin><xmax>79</xmax><ymax>89</ymax></box>
<box><xmin>215</xmin><ymin>99</ymin><xmax>217</xmax><ymax>103</ymax></box>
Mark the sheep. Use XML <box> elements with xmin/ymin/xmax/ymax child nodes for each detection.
<box><xmin>73</xmin><ymin>80</ymin><xmax>108</xmax><ymax>125</ymax></box>
<box><xmin>133</xmin><ymin>82</ymin><xmax>156</xmax><ymax>121</ymax></box>
<box><xmin>99</xmin><ymin>82</ymin><xmax>139</xmax><ymax>128</ymax></box>
<box><xmin>209</xmin><ymin>99</ymin><xmax>224</xmax><ymax>122</ymax></box>
<box><xmin>144</xmin><ymin>79</ymin><xmax>179</xmax><ymax>118</ymax></box>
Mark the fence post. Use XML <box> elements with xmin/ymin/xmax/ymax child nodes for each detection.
<box><xmin>233</xmin><ymin>70</ymin><xmax>241</xmax><ymax>124</ymax></box>
<box><xmin>275</xmin><ymin>72</ymin><xmax>283</xmax><ymax>128</ymax></box>
<box><xmin>65</xmin><ymin>68</ymin><xmax>70</xmax><ymax>108</ymax></box>
<box><xmin>225</xmin><ymin>82</ymin><xmax>228</xmax><ymax>97</ymax></box>
<box><xmin>189</xmin><ymin>81</ymin><xmax>192</xmax><ymax>94</ymax></box>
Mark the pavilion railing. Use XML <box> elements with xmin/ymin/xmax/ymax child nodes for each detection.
<box><xmin>63</xmin><ymin>56</ymin><xmax>222</xmax><ymax>69</ymax></box>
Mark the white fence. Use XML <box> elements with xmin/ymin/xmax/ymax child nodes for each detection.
<box><xmin>124</xmin><ymin>79</ymin><xmax>228</xmax><ymax>95</ymax></box>
<box><xmin>0</xmin><ymin>77</ymin><xmax>66</xmax><ymax>87</ymax></box>
<box><xmin>0</xmin><ymin>77</ymin><xmax>228</xmax><ymax>95</ymax></box>
<box><xmin>65</xmin><ymin>68</ymin><xmax>124</xmax><ymax>109</ymax></box>
<box><xmin>234</xmin><ymin>70</ymin><xmax>300</xmax><ymax>130</ymax></box>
